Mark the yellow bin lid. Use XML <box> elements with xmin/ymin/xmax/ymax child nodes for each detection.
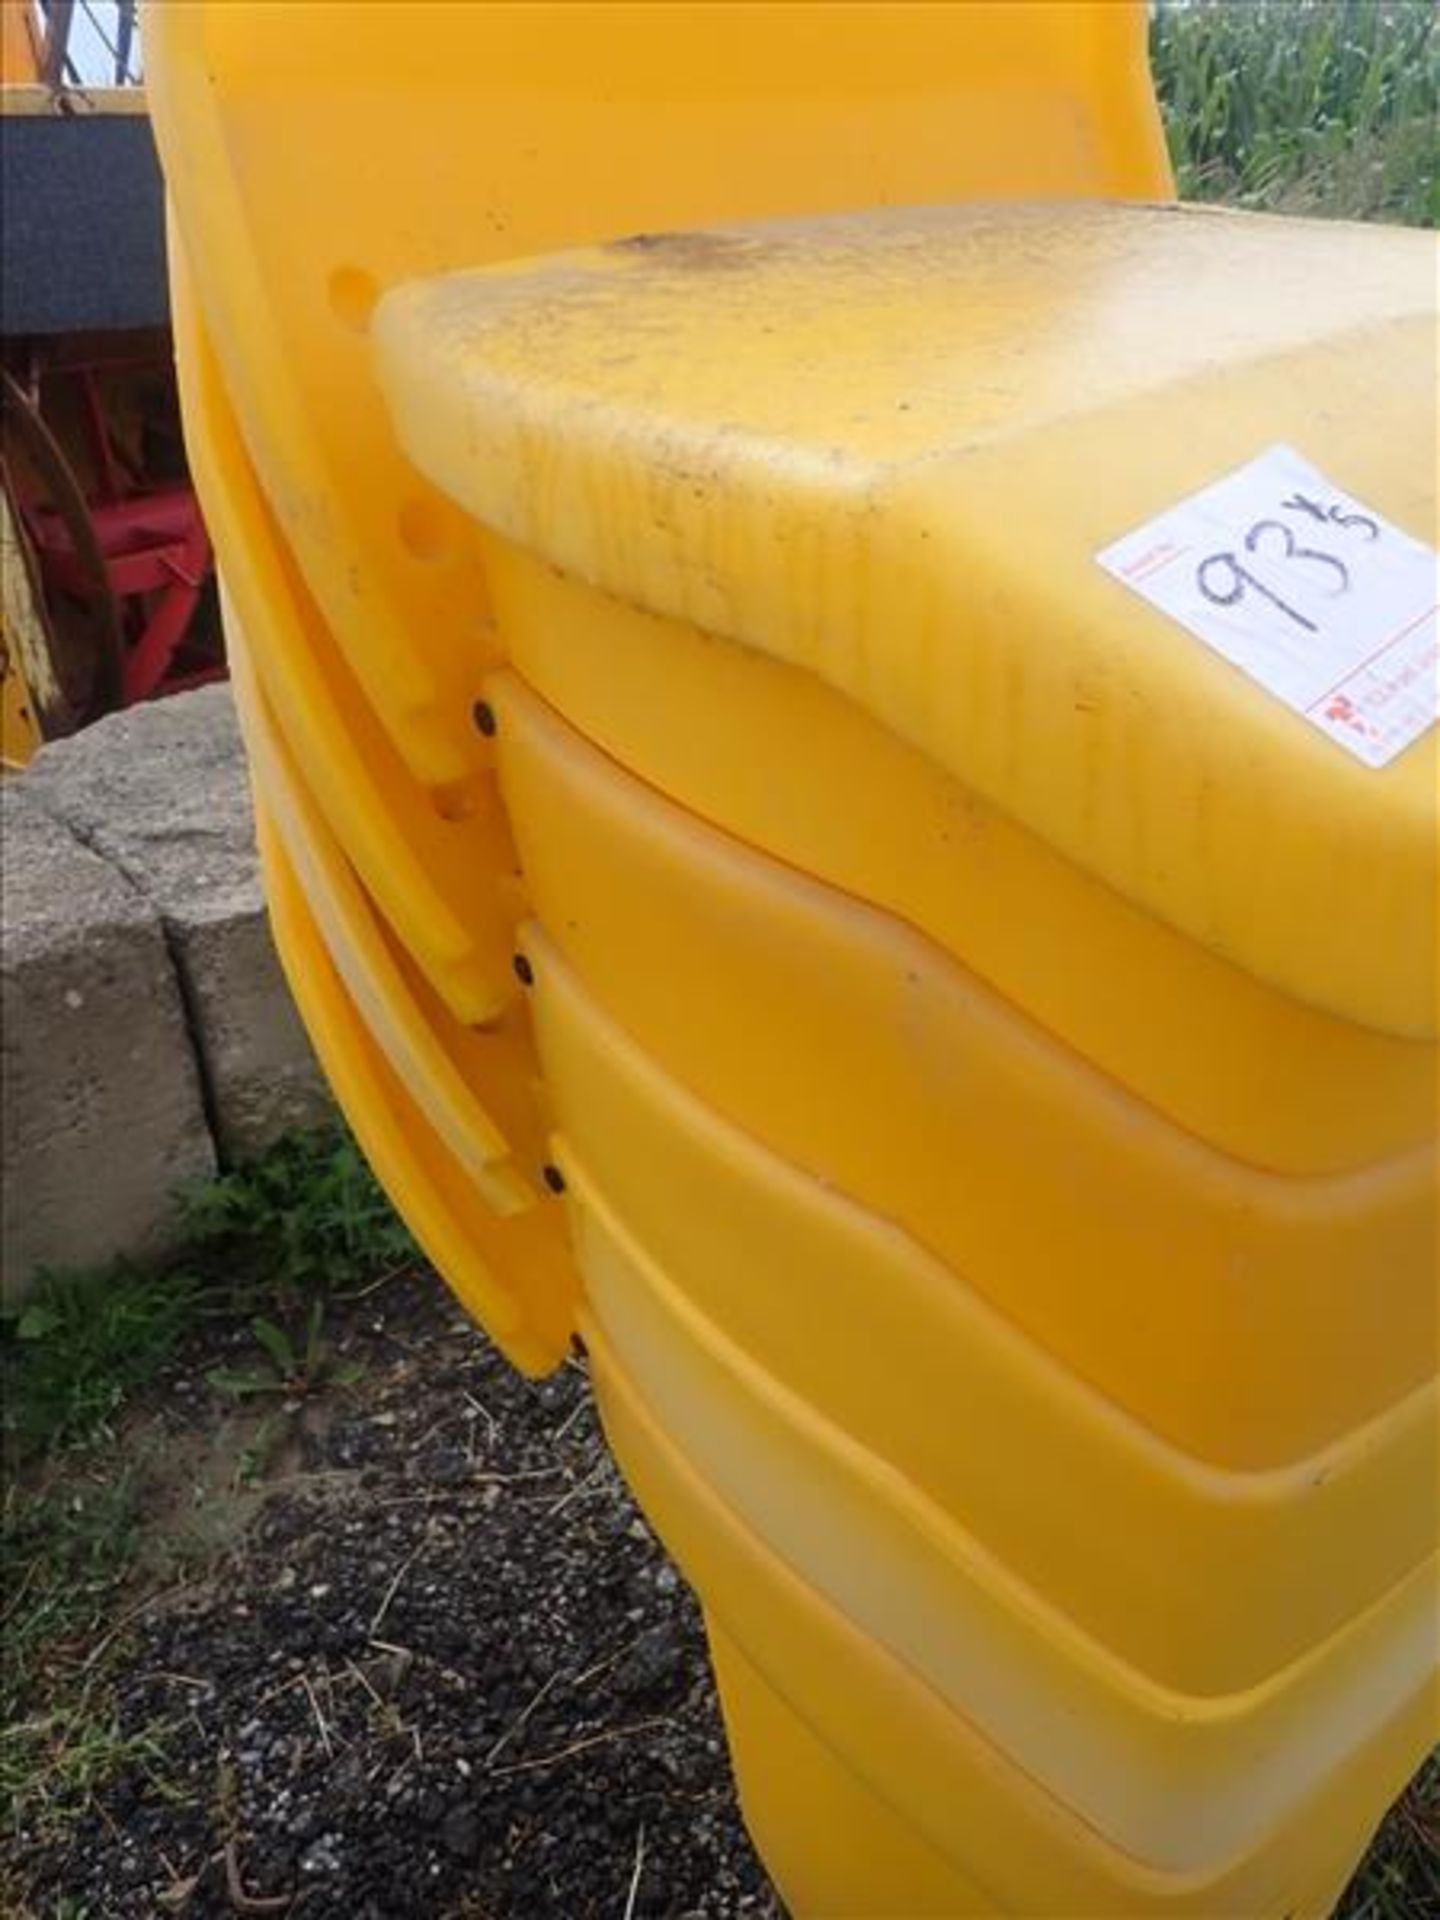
<box><xmin>376</xmin><ymin>203</ymin><xmax>1438</xmax><ymax>1038</ymax></box>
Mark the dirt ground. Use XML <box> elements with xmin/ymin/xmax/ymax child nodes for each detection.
<box><xmin>9</xmin><ymin>1270</ymin><xmax>781</xmax><ymax>1918</ymax></box>
<box><xmin>7</xmin><ymin>1253</ymin><xmax>1435</xmax><ymax>1919</ymax></box>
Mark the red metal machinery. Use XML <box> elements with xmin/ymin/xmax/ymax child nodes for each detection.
<box><xmin>3</xmin><ymin>352</ymin><xmax>221</xmax><ymax>723</ymax></box>
<box><xmin>1</xmin><ymin>1</ymin><xmax>223</xmax><ymax>755</ymax></box>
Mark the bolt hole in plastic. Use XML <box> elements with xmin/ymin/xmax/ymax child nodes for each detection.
<box><xmin>327</xmin><ymin>264</ymin><xmax>379</xmax><ymax>333</ymax></box>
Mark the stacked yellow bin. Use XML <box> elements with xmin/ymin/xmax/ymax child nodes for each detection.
<box><xmin>372</xmin><ymin>206</ymin><xmax>1439</xmax><ymax>1916</ymax></box>
<box><xmin>146</xmin><ymin>4</ymin><xmax>1437</xmax><ymax>1914</ymax></box>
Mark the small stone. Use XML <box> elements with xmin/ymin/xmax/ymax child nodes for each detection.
<box><xmin>440</xmin><ymin>1805</ymin><xmax>480</xmax><ymax>1859</ymax></box>
<box><xmin>299</xmin><ymin>1834</ymin><xmax>342</xmax><ymax>1875</ymax></box>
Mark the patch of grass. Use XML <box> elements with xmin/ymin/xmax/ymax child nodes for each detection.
<box><xmin>1</xmin><ymin>1261</ymin><xmax>202</xmax><ymax>1460</ymax></box>
<box><xmin>2</xmin><ymin>1472</ymin><xmax>140</xmax><ymax>1680</ymax></box>
<box><xmin>1</xmin><ymin>1126</ymin><xmax>414</xmax><ymax>1851</ymax></box>
<box><xmin>1339</xmin><ymin>1755</ymin><xmax>1440</xmax><ymax>1918</ymax></box>
<box><xmin>0</xmin><ymin>1468</ymin><xmax>162</xmax><ymax>1838</ymax></box>
<box><xmin>1151</xmin><ymin>0</ymin><xmax>1439</xmax><ymax>227</ymax></box>
<box><xmin>3</xmin><ymin>1707</ymin><xmax>176</xmax><ymax>1847</ymax></box>
<box><xmin>2</xmin><ymin>1125</ymin><xmax>413</xmax><ymax>1462</ymax></box>
<box><xmin>177</xmin><ymin>1124</ymin><xmax>417</xmax><ymax>1305</ymax></box>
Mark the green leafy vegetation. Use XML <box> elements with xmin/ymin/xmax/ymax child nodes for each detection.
<box><xmin>175</xmin><ymin>1124</ymin><xmax>417</xmax><ymax>1306</ymax></box>
<box><xmin>1151</xmin><ymin>0</ymin><xmax>1439</xmax><ymax>227</ymax></box>
<box><xmin>1</xmin><ymin>1262</ymin><xmax>202</xmax><ymax>1460</ymax></box>
<box><xmin>207</xmin><ymin>1298</ymin><xmax>366</xmax><ymax>1401</ymax></box>
<box><xmin>2</xmin><ymin>1127</ymin><xmax>413</xmax><ymax>1462</ymax></box>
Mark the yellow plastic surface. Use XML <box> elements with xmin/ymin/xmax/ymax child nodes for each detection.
<box><xmin>490</xmin><ymin>671</ymin><xmax>1435</xmax><ymax>1469</ymax></box>
<box><xmin>525</xmin><ymin>925</ymin><xmax>1436</xmax><ymax>1699</ymax></box>
<box><xmin>146</xmin><ymin>0</ymin><xmax>1169</xmax><ymax>795</ymax></box>
<box><xmin>252</xmin><ymin>809</ymin><xmax>576</xmax><ymax>1376</ymax></box>
<box><xmin>170</xmin><ymin>239</ymin><xmax>515</xmax><ymax>1027</ymax></box>
<box><xmin>586</xmin><ymin>1312</ymin><xmax>1437</xmax><ymax>1915</ymax></box>
<box><xmin>175</xmin><ymin>244</ymin><xmax>582</xmax><ymax>1373</ymax></box>
<box><xmin>376</xmin><ymin>202</ymin><xmax>1439</xmax><ymax>1039</ymax></box>
<box><xmin>229</xmin><ymin>619</ymin><xmax>535</xmax><ymax>1217</ymax></box>
<box><xmin>482</xmin><ymin>535</ymin><xmax>1435</xmax><ymax>1177</ymax></box>
<box><xmin>151</xmin><ymin>0</ymin><xmax>1173</xmax><ymax>1397</ymax></box>
<box><xmin>705</xmin><ymin>1619</ymin><xmax>1401</xmax><ymax>1920</ymax></box>
<box><xmin>571</xmin><ymin>1167</ymin><xmax>1436</xmax><ymax>1869</ymax></box>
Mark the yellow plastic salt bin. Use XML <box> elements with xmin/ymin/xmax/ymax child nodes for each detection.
<box><xmin>142</xmin><ymin>2</ymin><xmax>1439</xmax><ymax>1911</ymax></box>
<box><xmin>146</xmin><ymin>0</ymin><xmax>1173</xmax><ymax>1369</ymax></box>
<box><xmin>370</xmin><ymin>204</ymin><xmax>1439</xmax><ymax>1915</ymax></box>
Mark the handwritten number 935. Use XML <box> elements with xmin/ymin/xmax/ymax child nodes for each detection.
<box><xmin>1197</xmin><ymin>493</ymin><xmax>1380</xmax><ymax>635</ymax></box>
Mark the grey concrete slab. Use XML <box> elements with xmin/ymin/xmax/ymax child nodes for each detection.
<box><xmin>24</xmin><ymin>686</ymin><xmax>331</xmax><ymax>1161</ymax></box>
<box><xmin>1</xmin><ymin>783</ymin><xmax>215</xmax><ymax>1297</ymax></box>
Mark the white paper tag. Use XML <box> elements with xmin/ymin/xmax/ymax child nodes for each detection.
<box><xmin>1096</xmin><ymin>446</ymin><xmax>1438</xmax><ymax>768</ymax></box>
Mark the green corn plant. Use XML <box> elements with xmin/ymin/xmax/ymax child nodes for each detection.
<box><xmin>1150</xmin><ymin>0</ymin><xmax>1439</xmax><ymax>228</ymax></box>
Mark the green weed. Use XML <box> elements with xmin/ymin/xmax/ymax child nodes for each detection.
<box><xmin>1</xmin><ymin>1474</ymin><xmax>139</xmax><ymax>1685</ymax></box>
<box><xmin>1151</xmin><ymin>0</ymin><xmax>1439</xmax><ymax>227</ymax></box>
<box><xmin>207</xmin><ymin>1297</ymin><xmax>365</xmax><ymax>1401</ymax></box>
<box><xmin>1</xmin><ymin>1262</ymin><xmax>202</xmax><ymax>1460</ymax></box>
<box><xmin>232</xmin><ymin>1410</ymin><xmax>285</xmax><ymax>1489</ymax></box>
<box><xmin>3</xmin><ymin>1125</ymin><xmax>413</xmax><ymax>1461</ymax></box>
<box><xmin>177</xmin><ymin>1124</ymin><xmax>417</xmax><ymax>1305</ymax></box>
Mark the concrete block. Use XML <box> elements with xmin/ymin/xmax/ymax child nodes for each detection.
<box><xmin>1</xmin><ymin>784</ymin><xmax>215</xmax><ymax>1298</ymax></box>
<box><xmin>25</xmin><ymin>685</ymin><xmax>331</xmax><ymax>1161</ymax></box>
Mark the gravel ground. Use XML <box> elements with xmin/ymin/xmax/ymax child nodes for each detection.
<box><xmin>9</xmin><ymin>1258</ymin><xmax>1433</xmax><ymax>1918</ymax></box>
<box><xmin>12</xmin><ymin>1273</ymin><xmax>782</xmax><ymax>1918</ymax></box>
